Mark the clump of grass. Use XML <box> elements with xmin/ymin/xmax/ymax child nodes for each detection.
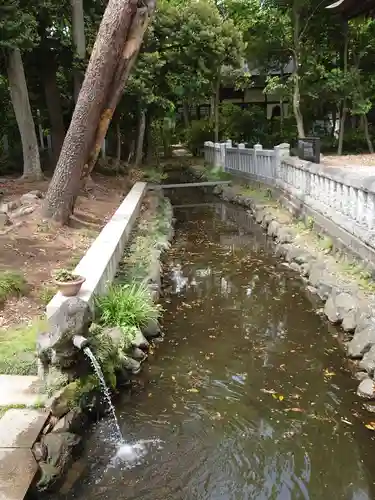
<box><xmin>39</xmin><ymin>285</ymin><xmax>56</xmax><ymax>305</ymax></box>
<box><xmin>0</xmin><ymin>271</ymin><xmax>28</xmax><ymax>305</ymax></box>
<box><xmin>143</xmin><ymin>168</ymin><xmax>167</xmax><ymax>184</ymax></box>
<box><xmin>95</xmin><ymin>283</ymin><xmax>161</xmax><ymax>330</ymax></box>
<box><xmin>0</xmin><ymin>318</ymin><xmax>46</xmax><ymax>375</ymax></box>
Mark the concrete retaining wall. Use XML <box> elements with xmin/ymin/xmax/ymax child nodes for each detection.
<box><xmin>46</xmin><ymin>181</ymin><xmax>147</xmax><ymax>318</ymax></box>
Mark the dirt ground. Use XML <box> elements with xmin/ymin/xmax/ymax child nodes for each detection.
<box><xmin>0</xmin><ymin>173</ymin><xmax>131</xmax><ymax>329</ymax></box>
<box><xmin>322</xmin><ymin>153</ymin><xmax>375</xmax><ymax>167</ymax></box>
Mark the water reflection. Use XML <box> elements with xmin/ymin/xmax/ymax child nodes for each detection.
<box><xmin>51</xmin><ymin>202</ymin><xmax>375</xmax><ymax>500</ymax></box>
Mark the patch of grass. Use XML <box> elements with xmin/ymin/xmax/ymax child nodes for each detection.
<box><xmin>143</xmin><ymin>168</ymin><xmax>167</xmax><ymax>184</ymax></box>
<box><xmin>339</xmin><ymin>260</ymin><xmax>375</xmax><ymax>291</ymax></box>
<box><xmin>0</xmin><ymin>271</ymin><xmax>28</xmax><ymax>305</ymax></box>
<box><xmin>239</xmin><ymin>185</ymin><xmax>273</xmax><ymax>202</ymax></box>
<box><xmin>318</xmin><ymin>236</ymin><xmax>333</xmax><ymax>253</ymax></box>
<box><xmin>0</xmin><ymin>318</ymin><xmax>46</xmax><ymax>375</ymax></box>
<box><xmin>39</xmin><ymin>285</ymin><xmax>56</xmax><ymax>305</ymax></box>
<box><xmin>95</xmin><ymin>282</ymin><xmax>161</xmax><ymax>331</ymax></box>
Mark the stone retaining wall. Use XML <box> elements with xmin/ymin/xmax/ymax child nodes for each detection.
<box><xmin>212</xmin><ymin>182</ymin><xmax>375</xmax><ymax>401</ymax></box>
<box><xmin>46</xmin><ymin>181</ymin><xmax>147</xmax><ymax>318</ymax></box>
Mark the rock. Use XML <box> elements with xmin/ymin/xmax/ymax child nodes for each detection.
<box><xmin>267</xmin><ymin>220</ymin><xmax>280</xmax><ymax>238</ymax></box>
<box><xmin>275</xmin><ymin>243</ymin><xmax>290</xmax><ymax>259</ymax></box>
<box><xmin>37</xmin><ymin>298</ymin><xmax>93</xmax><ymax>375</ymax></box>
<box><xmin>11</xmin><ymin>205</ymin><xmax>35</xmax><ymax>218</ymax></box>
<box><xmin>255</xmin><ymin>209</ymin><xmax>265</xmax><ymax>224</ymax></box>
<box><xmin>131</xmin><ymin>329</ymin><xmax>149</xmax><ymax>350</ymax></box>
<box><xmin>261</xmin><ymin>212</ymin><xmax>274</xmax><ymax>229</ymax></box>
<box><xmin>324</xmin><ymin>292</ymin><xmax>356</xmax><ymax>324</ymax></box>
<box><xmin>142</xmin><ymin>318</ymin><xmax>162</xmax><ymax>338</ymax></box>
<box><xmin>32</xmin><ymin>441</ymin><xmax>48</xmax><ymax>462</ymax></box>
<box><xmin>363</xmin><ymin>403</ymin><xmax>375</xmax><ymax>413</ymax></box>
<box><xmin>120</xmin><ymin>355</ymin><xmax>141</xmax><ymax>374</ymax></box>
<box><xmin>28</xmin><ymin>189</ymin><xmax>44</xmax><ymax>199</ymax></box>
<box><xmin>347</xmin><ymin>325</ymin><xmax>375</xmax><ymax>358</ymax></box>
<box><xmin>300</xmin><ymin>261</ymin><xmax>312</xmax><ymax>277</ymax></box>
<box><xmin>359</xmin><ymin>345</ymin><xmax>375</xmax><ymax>375</ymax></box>
<box><xmin>131</xmin><ymin>347</ymin><xmax>146</xmax><ymax>360</ymax></box>
<box><xmin>52</xmin><ymin>409</ymin><xmax>87</xmax><ymax>434</ymax></box>
<box><xmin>285</xmin><ymin>246</ymin><xmax>305</xmax><ymax>263</ymax></box>
<box><xmin>50</xmin><ymin>382</ymin><xmax>79</xmax><ymax>418</ymax></box>
<box><xmin>357</xmin><ymin>378</ymin><xmax>375</xmax><ymax>399</ymax></box>
<box><xmin>342</xmin><ymin>310</ymin><xmax>358</xmax><ymax>333</ymax></box>
<box><xmin>20</xmin><ymin>192</ymin><xmax>39</xmax><ymax>205</ymax></box>
<box><xmin>277</xmin><ymin>227</ymin><xmax>294</xmax><ymax>244</ymax></box>
<box><xmin>104</xmin><ymin>326</ymin><xmax>123</xmax><ymax>346</ymax></box>
<box><xmin>289</xmin><ymin>262</ymin><xmax>301</xmax><ymax>273</ymax></box>
<box><xmin>37</xmin><ymin>432</ymin><xmax>81</xmax><ymax>490</ymax></box>
<box><xmin>308</xmin><ymin>263</ymin><xmax>327</xmax><ymax>288</ymax></box>
<box><xmin>37</xmin><ymin>462</ymin><xmax>60</xmax><ymax>491</ymax></box>
<box><xmin>0</xmin><ymin>212</ymin><xmax>11</xmax><ymax>228</ymax></box>
<box><xmin>354</xmin><ymin>371</ymin><xmax>369</xmax><ymax>381</ymax></box>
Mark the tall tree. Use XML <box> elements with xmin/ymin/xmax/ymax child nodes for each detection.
<box><xmin>1</xmin><ymin>1</ymin><xmax>43</xmax><ymax>180</ymax></box>
<box><xmin>71</xmin><ymin>0</ymin><xmax>86</xmax><ymax>101</ymax></box>
<box><xmin>43</xmin><ymin>0</ymin><xmax>156</xmax><ymax>224</ymax></box>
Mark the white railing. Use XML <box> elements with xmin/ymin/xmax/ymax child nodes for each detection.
<box><xmin>204</xmin><ymin>140</ymin><xmax>375</xmax><ymax>251</ymax></box>
<box><xmin>46</xmin><ymin>182</ymin><xmax>147</xmax><ymax>318</ymax></box>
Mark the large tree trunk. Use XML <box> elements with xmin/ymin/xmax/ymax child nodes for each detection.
<box><xmin>115</xmin><ymin>119</ymin><xmax>122</xmax><ymax>170</ymax></box>
<box><xmin>363</xmin><ymin>115</ymin><xmax>374</xmax><ymax>154</ymax></box>
<box><xmin>43</xmin><ymin>0</ymin><xmax>155</xmax><ymax>224</ymax></box>
<box><xmin>42</xmin><ymin>63</ymin><xmax>65</xmax><ymax>166</ymax></box>
<box><xmin>182</xmin><ymin>102</ymin><xmax>190</xmax><ymax>128</ymax></box>
<box><xmin>7</xmin><ymin>49</ymin><xmax>43</xmax><ymax>181</ymax></box>
<box><xmin>71</xmin><ymin>0</ymin><xmax>86</xmax><ymax>102</ymax></box>
<box><xmin>291</xmin><ymin>6</ymin><xmax>305</xmax><ymax>138</ymax></box>
<box><xmin>214</xmin><ymin>75</ymin><xmax>220</xmax><ymax>143</ymax></box>
<box><xmin>134</xmin><ymin>108</ymin><xmax>146</xmax><ymax>166</ymax></box>
<box><xmin>337</xmin><ymin>23</ymin><xmax>348</xmax><ymax>156</ymax></box>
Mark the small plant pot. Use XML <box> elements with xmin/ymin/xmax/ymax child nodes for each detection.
<box><xmin>54</xmin><ymin>276</ymin><xmax>86</xmax><ymax>297</ymax></box>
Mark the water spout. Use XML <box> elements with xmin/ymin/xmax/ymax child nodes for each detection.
<box><xmin>72</xmin><ymin>335</ymin><xmax>89</xmax><ymax>350</ymax></box>
<box><xmin>83</xmin><ymin>346</ymin><xmax>124</xmax><ymax>443</ymax></box>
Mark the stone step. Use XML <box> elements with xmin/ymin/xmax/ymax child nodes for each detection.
<box><xmin>0</xmin><ymin>448</ymin><xmax>38</xmax><ymax>500</ymax></box>
<box><xmin>0</xmin><ymin>376</ymin><xmax>43</xmax><ymax>407</ymax></box>
<box><xmin>0</xmin><ymin>409</ymin><xmax>49</xmax><ymax>449</ymax></box>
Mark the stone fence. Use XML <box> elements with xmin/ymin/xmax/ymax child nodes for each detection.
<box><xmin>46</xmin><ymin>181</ymin><xmax>147</xmax><ymax>318</ymax></box>
<box><xmin>204</xmin><ymin>140</ymin><xmax>375</xmax><ymax>261</ymax></box>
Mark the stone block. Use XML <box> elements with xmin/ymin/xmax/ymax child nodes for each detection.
<box><xmin>0</xmin><ymin>409</ymin><xmax>49</xmax><ymax>449</ymax></box>
<box><xmin>0</xmin><ymin>448</ymin><xmax>38</xmax><ymax>500</ymax></box>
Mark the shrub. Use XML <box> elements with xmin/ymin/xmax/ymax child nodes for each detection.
<box><xmin>185</xmin><ymin>119</ymin><xmax>214</xmax><ymax>156</ymax></box>
<box><xmin>95</xmin><ymin>283</ymin><xmax>161</xmax><ymax>330</ymax></box>
<box><xmin>0</xmin><ymin>271</ymin><xmax>27</xmax><ymax>305</ymax></box>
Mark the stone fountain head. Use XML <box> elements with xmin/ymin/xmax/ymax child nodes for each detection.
<box><xmin>37</xmin><ymin>297</ymin><xmax>93</xmax><ymax>380</ymax></box>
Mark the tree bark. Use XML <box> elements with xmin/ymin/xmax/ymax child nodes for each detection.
<box><xmin>337</xmin><ymin>23</ymin><xmax>348</xmax><ymax>156</ymax></box>
<box><xmin>115</xmin><ymin>119</ymin><xmax>122</xmax><ymax>170</ymax></box>
<box><xmin>71</xmin><ymin>0</ymin><xmax>86</xmax><ymax>102</ymax></box>
<box><xmin>7</xmin><ymin>49</ymin><xmax>43</xmax><ymax>181</ymax></box>
<box><xmin>43</xmin><ymin>0</ymin><xmax>155</xmax><ymax>224</ymax></box>
<box><xmin>363</xmin><ymin>115</ymin><xmax>374</xmax><ymax>153</ymax></box>
<box><xmin>42</xmin><ymin>63</ymin><xmax>65</xmax><ymax>166</ymax></box>
<box><xmin>134</xmin><ymin>108</ymin><xmax>146</xmax><ymax>166</ymax></box>
<box><xmin>182</xmin><ymin>102</ymin><xmax>190</xmax><ymax>128</ymax></box>
<box><xmin>292</xmin><ymin>6</ymin><xmax>305</xmax><ymax>138</ymax></box>
<box><xmin>214</xmin><ymin>75</ymin><xmax>220</xmax><ymax>143</ymax></box>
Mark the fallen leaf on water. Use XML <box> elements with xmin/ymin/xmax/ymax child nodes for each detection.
<box><xmin>285</xmin><ymin>407</ymin><xmax>305</xmax><ymax>413</ymax></box>
<box><xmin>187</xmin><ymin>388</ymin><xmax>199</xmax><ymax>393</ymax></box>
<box><xmin>365</xmin><ymin>423</ymin><xmax>375</xmax><ymax>431</ymax></box>
<box><xmin>324</xmin><ymin>369</ymin><xmax>335</xmax><ymax>378</ymax></box>
<box><xmin>272</xmin><ymin>394</ymin><xmax>284</xmax><ymax>401</ymax></box>
<box><xmin>341</xmin><ymin>418</ymin><xmax>353</xmax><ymax>425</ymax></box>
<box><xmin>261</xmin><ymin>388</ymin><xmax>276</xmax><ymax>394</ymax></box>
<box><xmin>171</xmin><ymin>375</ymin><xmax>176</xmax><ymax>381</ymax></box>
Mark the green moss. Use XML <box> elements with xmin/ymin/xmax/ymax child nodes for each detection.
<box><xmin>0</xmin><ymin>318</ymin><xmax>46</xmax><ymax>375</ymax></box>
<box><xmin>0</xmin><ymin>271</ymin><xmax>28</xmax><ymax>305</ymax></box>
<box><xmin>239</xmin><ymin>185</ymin><xmax>274</xmax><ymax>202</ymax></box>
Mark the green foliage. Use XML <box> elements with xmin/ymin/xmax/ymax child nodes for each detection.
<box><xmin>39</xmin><ymin>285</ymin><xmax>55</xmax><ymax>305</ymax></box>
<box><xmin>52</xmin><ymin>269</ymin><xmax>80</xmax><ymax>282</ymax></box>
<box><xmin>0</xmin><ymin>318</ymin><xmax>45</xmax><ymax>375</ymax></box>
<box><xmin>95</xmin><ymin>283</ymin><xmax>161</xmax><ymax>330</ymax></box>
<box><xmin>0</xmin><ymin>271</ymin><xmax>27</xmax><ymax>305</ymax></box>
<box><xmin>142</xmin><ymin>167</ymin><xmax>167</xmax><ymax>183</ymax></box>
<box><xmin>185</xmin><ymin>119</ymin><xmax>214</xmax><ymax>155</ymax></box>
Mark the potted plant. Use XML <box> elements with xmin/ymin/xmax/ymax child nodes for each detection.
<box><xmin>53</xmin><ymin>269</ymin><xmax>86</xmax><ymax>297</ymax></box>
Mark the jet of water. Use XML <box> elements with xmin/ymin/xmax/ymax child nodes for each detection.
<box><xmin>83</xmin><ymin>346</ymin><xmax>124</xmax><ymax>443</ymax></box>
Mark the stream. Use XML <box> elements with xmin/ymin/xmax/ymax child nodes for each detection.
<box><xmin>53</xmin><ymin>186</ymin><xmax>375</xmax><ymax>500</ymax></box>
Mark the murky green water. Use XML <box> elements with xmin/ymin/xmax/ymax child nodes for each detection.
<box><xmin>54</xmin><ymin>190</ymin><xmax>375</xmax><ymax>500</ymax></box>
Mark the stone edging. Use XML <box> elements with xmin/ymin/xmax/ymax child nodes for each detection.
<box><xmin>211</xmin><ymin>182</ymin><xmax>375</xmax><ymax>400</ymax></box>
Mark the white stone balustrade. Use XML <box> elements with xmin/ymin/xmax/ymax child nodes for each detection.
<box><xmin>204</xmin><ymin>140</ymin><xmax>375</xmax><ymax>254</ymax></box>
